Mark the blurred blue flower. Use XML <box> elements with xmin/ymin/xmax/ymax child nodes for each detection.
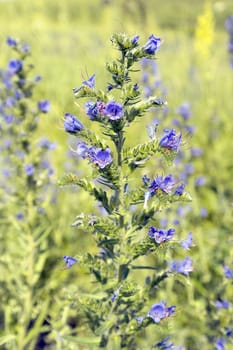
<box><xmin>6</xmin><ymin>36</ymin><xmax>17</xmax><ymax>47</ymax></box>
<box><xmin>195</xmin><ymin>175</ymin><xmax>206</xmax><ymax>187</ymax></box>
<box><xmin>143</xmin><ymin>35</ymin><xmax>161</xmax><ymax>55</ymax></box>
<box><xmin>176</xmin><ymin>102</ymin><xmax>191</xmax><ymax>120</ymax></box>
<box><xmin>82</xmin><ymin>74</ymin><xmax>95</xmax><ymax>88</ymax></box>
<box><xmin>170</xmin><ymin>256</ymin><xmax>193</xmax><ymax>276</ymax></box>
<box><xmin>181</xmin><ymin>232</ymin><xmax>193</xmax><ymax>250</ymax></box>
<box><xmin>215</xmin><ymin>299</ymin><xmax>229</xmax><ymax>310</ymax></box>
<box><xmin>131</xmin><ymin>35</ymin><xmax>139</xmax><ymax>45</ymax></box>
<box><xmin>76</xmin><ymin>141</ymin><xmax>89</xmax><ymax>159</ymax></box>
<box><xmin>63</xmin><ymin>255</ymin><xmax>77</xmax><ymax>268</ymax></box>
<box><xmin>38</xmin><ymin>100</ymin><xmax>50</xmax><ymax>113</ymax></box>
<box><xmin>174</xmin><ymin>183</ymin><xmax>185</xmax><ymax>196</ymax></box>
<box><xmin>24</xmin><ymin>164</ymin><xmax>35</xmax><ymax>176</ymax></box>
<box><xmin>223</xmin><ymin>265</ymin><xmax>233</xmax><ymax>279</ymax></box>
<box><xmin>64</xmin><ymin>113</ymin><xmax>83</xmax><ymax>134</ymax></box>
<box><xmin>215</xmin><ymin>338</ymin><xmax>225</xmax><ymax>350</ymax></box>
<box><xmin>156</xmin><ymin>337</ymin><xmax>182</xmax><ymax>350</ymax></box>
<box><xmin>225</xmin><ymin>16</ymin><xmax>233</xmax><ymax>35</ymax></box>
<box><xmin>191</xmin><ymin>147</ymin><xmax>203</xmax><ymax>157</ymax></box>
<box><xmin>148</xmin><ymin>301</ymin><xmax>175</xmax><ymax>323</ymax></box>
<box><xmin>8</xmin><ymin>59</ymin><xmax>23</xmax><ymax>74</ymax></box>
<box><xmin>148</xmin><ymin>226</ymin><xmax>175</xmax><ymax>244</ymax></box>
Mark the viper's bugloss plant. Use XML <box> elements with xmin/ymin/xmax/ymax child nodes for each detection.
<box><xmin>0</xmin><ymin>37</ymin><xmax>57</xmax><ymax>350</ymax></box>
<box><xmin>59</xmin><ymin>33</ymin><xmax>193</xmax><ymax>349</ymax></box>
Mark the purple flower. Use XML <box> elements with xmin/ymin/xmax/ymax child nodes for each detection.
<box><xmin>16</xmin><ymin>212</ymin><xmax>24</xmax><ymax>221</ymax></box>
<box><xmin>4</xmin><ymin>114</ymin><xmax>14</xmax><ymax>124</ymax></box>
<box><xmin>38</xmin><ymin>137</ymin><xmax>56</xmax><ymax>150</ymax></box>
<box><xmin>24</xmin><ymin>164</ymin><xmax>35</xmax><ymax>176</ymax></box>
<box><xmin>148</xmin><ymin>226</ymin><xmax>175</xmax><ymax>244</ymax></box>
<box><xmin>148</xmin><ymin>174</ymin><xmax>175</xmax><ymax>196</ymax></box>
<box><xmin>181</xmin><ymin>232</ymin><xmax>193</xmax><ymax>250</ymax></box>
<box><xmin>103</xmin><ymin>100</ymin><xmax>123</xmax><ymax>120</ymax></box>
<box><xmin>88</xmin><ymin>147</ymin><xmax>112</xmax><ymax>169</ymax></box>
<box><xmin>148</xmin><ymin>301</ymin><xmax>175</xmax><ymax>323</ymax></box>
<box><xmin>200</xmin><ymin>207</ymin><xmax>208</xmax><ymax>218</ymax></box>
<box><xmin>64</xmin><ymin>113</ymin><xmax>83</xmax><ymax>134</ymax></box>
<box><xmin>63</xmin><ymin>255</ymin><xmax>77</xmax><ymax>268</ymax></box>
<box><xmin>6</xmin><ymin>36</ymin><xmax>17</xmax><ymax>47</ymax></box>
<box><xmin>159</xmin><ymin>129</ymin><xmax>182</xmax><ymax>152</ymax></box>
<box><xmin>215</xmin><ymin>338</ymin><xmax>225</xmax><ymax>350</ymax></box>
<box><xmin>223</xmin><ymin>265</ymin><xmax>233</xmax><ymax>279</ymax></box>
<box><xmin>174</xmin><ymin>183</ymin><xmax>185</xmax><ymax>196</ymax></box>
<box><xmin>170</xmin><ymin>256</ymin><xmax>193</xmax><ymax>276</ymax></box>
<box><xmin>8</xmin><ymin>59</ymin><xmax>23</xmax><ymax>74</ymax></box>
<box><xmin>38</xmin><ymin>100</ymin><xmax>50</xmax><ymax>113</ymax></box>
<box><xmin>215</xmin><ymin>299</ymin><xmax>229</xmax><ymax>310</ymax></box>
<box><xmin>143</xmin><ymin>35</ymin><xmax>161</xmax><ymax>55</ymax></box>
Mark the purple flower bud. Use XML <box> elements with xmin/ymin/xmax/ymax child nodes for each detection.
<box><xmin>148</xmin><ymin>301</ymin><xmax>175</xmax><ymax>323</ymax></box>
<box><xmin>64</xmin><ymin>113</ymin><xmax>83</xmax><ymax>134</ymax></box>
<box><xmin>143</xmin><ymin>35</ymin><xmax>161</xmax><ymax>55</ymax></box>
<box><xmin>103</xmin><ymin>100</ymin><xmax>123</xmax><ymax>120</ymax></box>
<box><xmin>8</xmin><ymin>59</ymin><xmax>23</xmax><ymax>74</ymax></box>
<box><xmin>170</xmin><ymin>256</ymin><xmax>193</xmax><ymax>276</ymax></box>
<box><xmin>159</xmin><ymin>129</ymin><xmax>182</xmax><ymax>152</ymax></box>
<box><xmin>148</xmin><ymin>226</ymin><xmax>175</xmax><ymax>244</ymax></box>
<box><xmin>63</xmin><ymin>255</ymin><xmax>77</xmax><ymax>268</ymax></box>
<box><xmin>85</xmin><ymin>101</ymin><xmax>99</xmax><ymax>120</ymax></box>
<box><xmin>24</xmin><ymin>164</ymin><xmax>35</xmax><ymax>176</ymax></box>
<box><xmin>76</xmin><ymin>141</ymin><xmax>89</xmax><ymax>159</ymax></box>
<box><xmin>38</xmin><ymin>100</ymin><xmax>50</xmax><ymax>113</ymax></box>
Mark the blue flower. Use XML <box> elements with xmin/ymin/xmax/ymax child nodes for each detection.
<box><xmin>180</xmin><ymin>232</ymin><xmax>193</xmax><ymax>250</ymax></box>
<box><xmin>170</xmin><ymin>256</ymin><xmax>193</xmax><ymax>276</ymax></box>
<box><xmin>6</xmin><ymin>36</ymin><xmax>17</xmax><ymax>47</ymax></box>
<box><xmin>73</xmin><ymin>74</ymin><xmax>95</xmax><ymax>93</ymax></box>
<box><xmin>63</xmin><ymin>255</ymin><xmax>77</xmax><ymax>268</ymax></box>
<box><xmin>223</xmin><ymin>265</ymin><xmax>233</xmax><ymax>279</ymax></box>
<box><xmin>38</xmin><ymin>100</ymin><xmax>50</xmax><ymax>113</ymax></box>
<box><xmin>88</xmin><ymin>147</ymin><xmax>113</xmax><ymax>169</ymax></box>
<box><xmin>24</xmin><ymin>164</ymin><xmax>35</xmax><ymax>176</ymax></box>
<box><xmin>64</xmin><ymin>113</ymin><xmax>83</xmax><ymax>134</ymax></box>
<box><xmin>195</xmin><ymin>175</ymin><xmax>206</xmax><ymax>187</ymax></box>
<box><xmin>148</xmin><ymin>174</ymin><xmax>175</xmax><ymax>196</ymax></box>
<box><xmin>225</xmin><ymin>16</ymin><xmax>233</xmax><ymax>35</ymax></box>
<box><xmin>191</xmin><ymin>147</ymin><xmax>203</xmax><ymax>157</ymax></box>
<box><xmin>8</xmin><ymin>59</ymin><xmax>23</xmax><ymax>74</ymax></box>
<box><xmin>103</xmin><ymin>100</ymin><xmax>123</xmax><ymax>120</ymax></box>
<box><xmin>82</xmin><ymin>74</ymin><xmax>95</xmax><ymax>88</ymax></box>
<box><xmin>148</xmin><ymin>226</ymin><xmax>175</xmax><ymax>244</ymax></box>
<box><xmin>143</xmin><ymin>35</ymin><xmax>161</xmax><ymax>55</ymax></box>
<box><xmin>215</xmin><ymin>299</ymin><xmax>229</xmax><ymax>310</ymax></box>
<box><xmin>159</xmin><ymin>129</ymin><xmax>182</xmax><ymax>152</ymax></box>
<box><xmin>215</xmin><ymin>338</ymin><xmax>225</xmax><ymax>350</ymax></box>
<box><xmin>148</xmin><ymin>301</ymin><xmax>175</xmax><ymax>323</ymax></box>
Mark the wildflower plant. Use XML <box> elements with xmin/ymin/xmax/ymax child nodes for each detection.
<box><xmin>0</xmin><ymin>37</ymin><xmax>57</xmax><ymax>349</ymax></box>
<box><xmin>60</xmin><ymin>33</ymin><xmax>192</xmax><ymax>348</ymax></box>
